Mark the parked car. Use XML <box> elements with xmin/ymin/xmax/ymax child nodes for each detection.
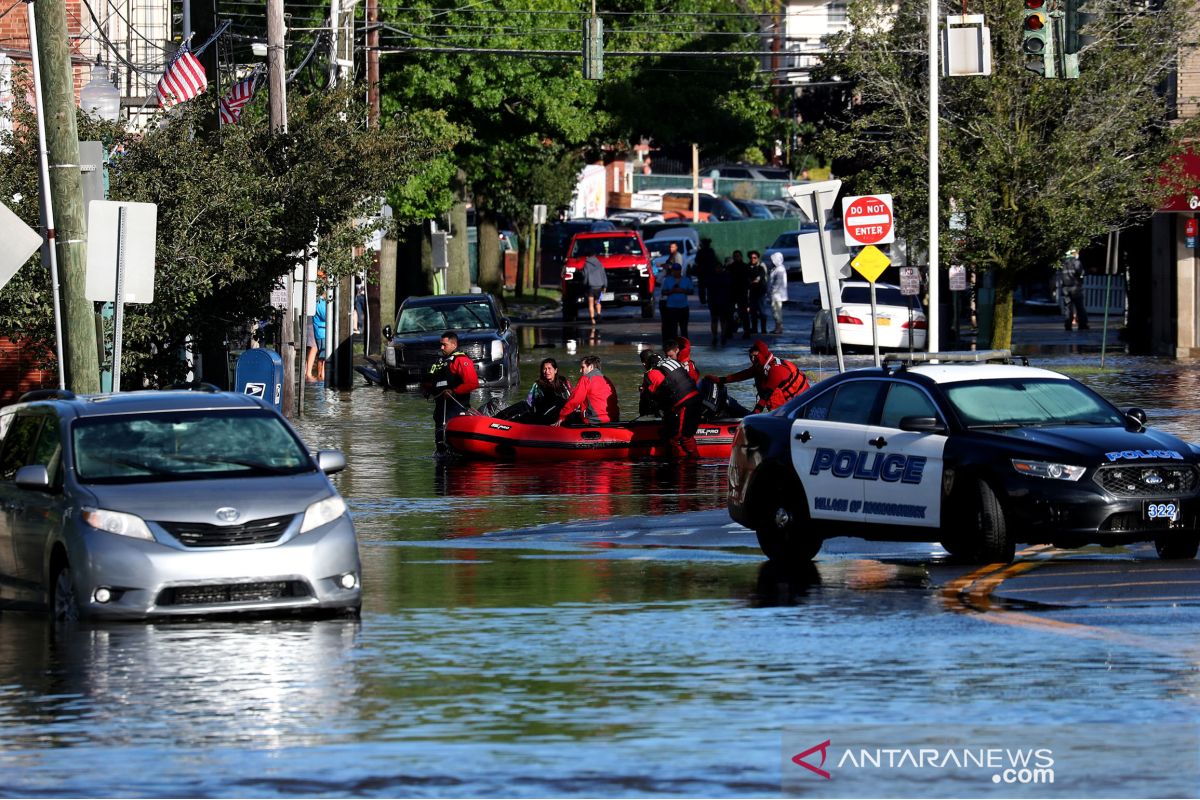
<box><xmin>636</xmin><ymin>189</ymin><xmax>747</xmax><ymax>222</ymax></box>
<box><xmin>729</xmin><ymin>352</ymin><xmax>1200</xmax><ymax>564</ymax></box>
<box><xmin>644</xmin><ymin>228</ymin><xmax>700</xmax><ymax>278</ymax></box>
<box><xmin>561</xmin><ymin>230</ymin><xmax>654</xmax><ymax>321</ymax></box>
<box><xmin>0</xmin><ymin>388</ymin><xmax>362</xmax><ymax>620</ymax></box>
<box><xmin>382</xmin><ymin>293</ymin><xmax>519</xmax><ymax>390</ymax></box>
<box><xmin>760</xmin><ymin>199</ymin><xmax>808</xmax><ymax>220</ymax></box>
<box><xmin>763</xmin><ymin>225</ymin><xmax>819</xmax><ymax>276</ymax></box>
<box><xmin>731</xmin><ymin>198</ymin><xmax>776</xmax><ymax>220</ymax></box>
<box><xmin>810</xmin><ymin>282</ymin><xmax>927</xmax><ymax>354</ymax></box>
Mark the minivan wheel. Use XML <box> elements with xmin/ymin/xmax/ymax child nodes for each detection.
<box><xmin>51</xmin><ymin>561</ymin><xmax>80</xmax><ymax>623</ymax></box>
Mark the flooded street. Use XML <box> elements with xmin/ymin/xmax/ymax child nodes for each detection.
<box><xmin>1</xmin><ymin>324</ymin><xmax>1199</xmax><ymax>797</ymax></box>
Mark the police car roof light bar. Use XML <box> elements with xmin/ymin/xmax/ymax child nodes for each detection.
<box><xmin>882</xmin><ymin>350</ymin><xmax>1024</xmax><ymax>368</ymax></box>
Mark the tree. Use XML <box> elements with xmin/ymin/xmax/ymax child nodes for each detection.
<box><xmin>0</xmin><ymin>84</ymin><xmax>454</xmax><ymax>386</ymax></box>
<box><xmin>816</xmin><ymin>0</ymin><xmax>1199</xmax><ymax>348</ymax></box>
<box><xmin>380</xmin><ymin>0</ymin><xmax>779</xmax><ymax>297</ymax></box>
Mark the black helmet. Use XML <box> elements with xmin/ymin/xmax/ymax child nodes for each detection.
<box><xmin>640</xmin><ymin>349</ymin><xmax>661</xmax><ymax>369</ymax></box>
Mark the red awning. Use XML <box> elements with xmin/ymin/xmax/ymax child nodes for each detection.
<box><xmin>1159</xmin><ymin>150</ymin><xmax>1200</xmax><ymax>212</ymax></box>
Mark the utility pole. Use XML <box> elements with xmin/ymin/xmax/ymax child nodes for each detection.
<box><xmin>32</xmin><ymin>0</ymin><xmax>99</xmax><ymax>392</ymax></box>
<box><xmin>367</xmin><ymin>0</ymin><xmax>379</xmax><ymax>127</ymax></box>
<box><xmin>268</xmin><ymin>0</ymin><xmax>295</xmax><ymax>414</ymax></box>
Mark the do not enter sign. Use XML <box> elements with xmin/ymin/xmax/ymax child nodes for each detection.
<box><xmin>842</xmin><ymin>194</ymin><xmax>895</xmax><ymax>247</ymax></box>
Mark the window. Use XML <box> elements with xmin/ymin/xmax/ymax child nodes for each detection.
<box><xmin>944</xmin><ymin>379</ymin><xmax>1124</xmax><ymax>427</ymax></box>
<box><xmin>828</xmin><ymin>0</ymin><xmax>847</xmax><ymax>23</ymax></box>
<box><xmin>800</xmin><ymin>381</ymin><xmax>883</xmax><ymax>425</ymax></box>
<box><xmin>879</xmin><ymin>384</ymin><xmax>940</xmax><ymax>429</ymax></box>
<box><xmin>73</xmin><ymin>410</ymin><xmax>312</xmax><ymax>484</ymax></box>
<box><xmin>0</xmin><ymin>415</ymin><xmax>45</xmax><ymax>481</ymax></box>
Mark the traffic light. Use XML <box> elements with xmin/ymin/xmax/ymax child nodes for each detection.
<box><xmin>583</xmin><ymin>17</ymin><xmax>604</xmax><ymax>80</ymax></box>
<box><xmin>1022</xmin><ymin>0</ymin><xmax>1057</xmax><ymax>77</ymax></box>
<box><xmin>1062</xmin><ymin>0</ymin><xmax>1098</xmax><ymax>77</ymax></box>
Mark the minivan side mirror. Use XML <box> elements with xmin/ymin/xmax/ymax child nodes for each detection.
<box><xmin>316</xmin><ymin>450</ymin><xmax>347</xmax><ymax>475</ymax></box>
<box><xmin>14</xmin><ymin>464</ymin><xmax>52</xmax><ymax>491</ymax></box>
<box><xmin>382</xmin><ymin>325</ymin><xmax>392</xmax><ymax>340</ymax></box>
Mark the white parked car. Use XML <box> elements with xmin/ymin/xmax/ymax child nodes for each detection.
<box><xmin>810</xmin><ymin>281</ymin><xmax>927</xmax><ymax>353</ymax></box>
<box><xmin>644</xmin><ymin>228</ymin><xmax>700</xmax><ymax>277</ymax></box>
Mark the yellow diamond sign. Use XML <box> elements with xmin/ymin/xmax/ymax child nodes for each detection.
<box><xmin>851</xmin><ymin>244</ymin><xmax>891</xmax><ymax>283</ymax></box>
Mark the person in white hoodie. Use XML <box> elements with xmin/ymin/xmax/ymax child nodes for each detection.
<box><xmin>767</xmin><ymin>251</ymin><xmax>788</xmax><ymax>334</ymax></box>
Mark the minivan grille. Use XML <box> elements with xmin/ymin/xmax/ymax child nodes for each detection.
<box><xmin>1093</xmin><ymin>463</ymin><xmax>1199</xmax><ymax>498</ymax></box>
<box><xmin>159</xmin><ymin>513</ymin><xmax>295</xmax><ymax>547</ymax></box>
<box><xmin>156</xmin><ymin>580</ymin><xmax>310</xmax><ymax>606</ymax></box>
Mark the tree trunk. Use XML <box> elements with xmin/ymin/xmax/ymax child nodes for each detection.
<box><xmin>477</xmin><ymin>208</ymin><xmax>502</xmax><ymax>297</ymax></box>
<box><xmin>991</xmin><ymin>284</ymin><xmax>1014</xmax><ymax>351</ymax></box>
<box><xmin>447</xmin><ymin>170</ymin><xmax>470</xmax><ymax>294</ymax></box>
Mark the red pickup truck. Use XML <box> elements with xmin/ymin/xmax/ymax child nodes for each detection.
<box><xmin>560</xmin><ymin>230</ymin><xmax>655</xmax><ymax>321</ymax></box>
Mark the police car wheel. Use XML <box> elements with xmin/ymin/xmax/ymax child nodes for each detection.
<box><xmin>1154</xmin><ymin>532</ymin><xmax>1200</xmax><ymax>560</ymax></box>
<box><xmin>970</xmin><ymin>479</ymin><xmax>1015</xmax><ymax>563</ymax></box>
<box><xmin>753</xmin><ymin>478</ymin><xmax>822</xmax><ymax>563</ymax></box>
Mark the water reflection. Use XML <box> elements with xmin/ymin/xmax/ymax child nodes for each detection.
<box><xmin>0</xmin><ymin>616</ymin><xmax>360</xmax><ymax>752</ymax></box>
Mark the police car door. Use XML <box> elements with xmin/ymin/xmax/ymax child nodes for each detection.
<box><xmin>861</xmin><ymin>381</ymin><xmax>947</xmax><ymax>528</ymax></box>
<box><xmin>790</xmin><ymin>379</ymin><xmax>886</xmax><ymax>524</ymax></box>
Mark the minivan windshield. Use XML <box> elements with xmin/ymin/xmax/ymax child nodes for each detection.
<box><xmin>74</xmin><ymin>410</ymin><xmax>312</xmax><ymax>483</ymax></box>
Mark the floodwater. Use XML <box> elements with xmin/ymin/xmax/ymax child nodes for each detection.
<box><xmin>1</xmin><ymin>335</ymin><xmax>1199</xmax><ymax>797</ymax></box>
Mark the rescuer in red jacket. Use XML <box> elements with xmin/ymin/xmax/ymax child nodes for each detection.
<box><xmin>706</xmin><ymin>339</ymin><xmax>808</xmax><ymax>413</ymax></box>
<box><xmin>554</xmin><ymin>355</ymin><xmax>619</xmax><ymax>425</ymax></box>
<box><xmin>427</xmin><ymin>330</ymin><xmax>480</xmax><ymax>454</ymax></box>
<box><xmin>639</xmin><ymin>349</ymin><xmax>701</xmax><ymax>459</ymax></box>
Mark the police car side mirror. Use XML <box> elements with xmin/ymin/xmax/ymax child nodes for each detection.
<box><xmin>383</xmin><ymin>325</ymin><xmax>393</xmax><ymax>340</ymax></box>
<box><xmin>898</xmin><ymin>416</ymin><xmax>946</xmax><ymax>434</ymax></box>
<box><xmin>316</xmin><ymin>449</ymin><xmax>347</xmax><ymax>475</ymax></box>
<box><xmin>1125</xmin><ymin>408</ymin><xmax>1147</xmax><ymax>430</ymax></box>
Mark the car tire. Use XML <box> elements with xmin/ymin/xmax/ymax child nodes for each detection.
<box><xmin>970</xmin><ymin>479</ymin><xmax>1015</xmax><ymax>563</ymax></box>
<box><xmin>753</xmin><ymin>476</ymin><xmax>822</xmax><ymax>563</ymax></box>
<box><xmin>51</xmin><ymin>559</ymin><xmax>80</xmax><ymax>623</ymax></box>
<box><xmin>1154</xmin><ymin>532</ymin><xmax>1200</xmax><ymax>560</ymax></box>
<box><xmin>562</xmin><ymin>294</ymin><xmax>578</xmax><ymax>322</ymax></box>
<box><xmin>641</xmin><ymin>300</ymin><xmax>654</xmax><ymax>319</ymax></box>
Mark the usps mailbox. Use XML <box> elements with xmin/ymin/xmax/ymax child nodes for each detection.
<box><xmin>235</xmin><ymin>349</ymin><xmax>283</xmax><ymax>411</ymax></box>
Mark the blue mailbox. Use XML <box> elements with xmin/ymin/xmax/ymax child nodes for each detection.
<box><xmin>235</xmin><ymin>348</ymin><xmax>284</xmax><ymax>411</ymax></box>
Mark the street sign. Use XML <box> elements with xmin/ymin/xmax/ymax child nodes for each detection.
<box><xmin>949</xmin><ymin>265</ymin><xmax>968</xmax><ymax>291</ymax></box>
<box><xmin>798</xmin><ymin>229</ymin><xmax>851</xmax><ymax>284</ymax></box>
<box><xmin>0</xmin><ymin>201</ymin><xmax>42</xmax><ymax>292</ymax></box>
<box><xmin>786</xmin><ymin>179</ymin><xmax>841</xmax><ymax>226</ymax></box>
<box><xmin>899</xmin><ymin>267</ymin><xmax>921</xmax><ymax>295</ymax></box>
<box><xmin>842</xmin><ymin>194</ymin><xmax>895</xmax><ymax>247</ymax></box>
<box><xmin>1187</xmin><ymin>218</ymin><xmax>1197</xmax><ymax>249</ymax></box>
<box><xmin>86</xmin><ymin>200</ymin><xmax>157</xmax><ymax>303</ymax></box>
<box><xmin>851</xmin><ymin>244</ymin><xmax>891</xmax><ymax>283</ymax></box>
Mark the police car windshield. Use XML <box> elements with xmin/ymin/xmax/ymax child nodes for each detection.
<box><xmin>945</xmin><ymin>379</ymin><xmax>1126</xmax><ymax>429</ymax></box>
<box><xmin>73</xmin><ymin>410</ymin><xmax>312</xmax><ymax>484</ymax></box>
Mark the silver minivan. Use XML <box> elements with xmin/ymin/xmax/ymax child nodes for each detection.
<box><xmin>0</xmin><ymin>389</ymin><xmax>361</xmax><ymax>620</ymax></box>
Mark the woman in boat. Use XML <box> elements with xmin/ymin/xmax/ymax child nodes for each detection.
<box><xmin>553</xmin><ymin>355</ymin><xmax>619</xmax><ymax>426</ymax></box>
<box><xmin>525</xmin><ymin>358</ymin><xmax>573</xmax><ymax>423</ymax></box>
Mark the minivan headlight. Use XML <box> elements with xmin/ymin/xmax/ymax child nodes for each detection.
<box><xmin>491</xmin><ymin>339</ymin><xmax>504</xmax><ymax>361</ymax></box>
<box><xmin>300</xmin><ymin>495</ymin><xmax>347</xmax><ymax>533</ymax></box>
<box><xmin>82</xmin><ymin>508</ymin><xmax>154</xmax><ymax>540</ymax></box>
<box><xmin>1011</xmin><ymin>459</ymin><xmax>1086</xmax><ymax>481</ymax></box>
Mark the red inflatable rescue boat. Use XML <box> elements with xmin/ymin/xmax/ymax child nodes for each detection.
<box><xmin>445</xmin><ymin>414</ymin><xmax>742</xmax><ymax>461</ymax></box>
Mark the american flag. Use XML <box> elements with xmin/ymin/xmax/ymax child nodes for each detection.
<box><xmin>219</xmin><ymin>71</ymin><xmax>260</xmax><ymax>126</ymax></box>
<box><xmin>156</xmin><ymin>45</ymin><xmax>207</xmax><ymax>108</ymax></box>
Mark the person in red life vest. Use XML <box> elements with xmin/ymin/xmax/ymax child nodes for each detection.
<box><xmin>639</xmin><ymin>349</ymin><xmax>702</xmax><ymax>459</ymax></box>
<box><xmin>705</xmin><ymin>339</ymin><xmax>809</xmax><ymax>414</ymax></box>
<box><xmin>426</xmin><ymin>330</ymin><xmax>480</xmax><ymax>454</ymax></box>
<box><xmin>553</xmin><ymin>355</ymin><xmax>620</xmax><ymax>426</ymax></box>
<box><xmin>664</xmin><ymin>337</ymin><xmax>699</xmax><ymax>383</ymax></box>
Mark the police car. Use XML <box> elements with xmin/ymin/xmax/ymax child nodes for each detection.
<box><xmin>728</xmin><ymin>351</ymin><xmax>1200</xmax><ymax>563</ymax></box>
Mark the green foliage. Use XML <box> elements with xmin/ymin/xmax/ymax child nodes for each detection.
<box><xmin>817</xmin><ymin>0</ymin><xmax>1199</xmax><ymax>302</ymax></box>
<box><xmin>0</xmin><ymin>82</ymin><xmax>454</xmax><ymax>385</ymax></box>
